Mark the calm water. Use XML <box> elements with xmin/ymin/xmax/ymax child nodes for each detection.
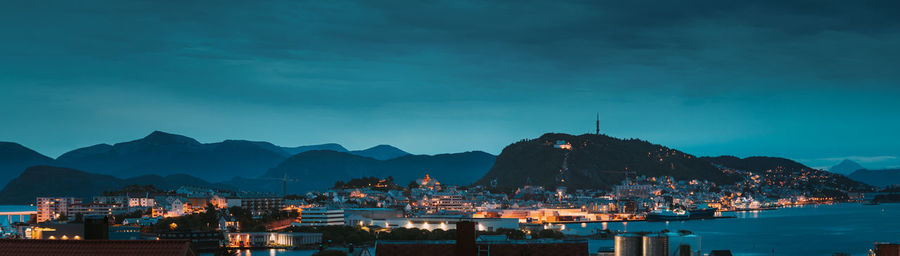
<box><xmin>572</xmin><ymin>203</ymin><xmax>900</xmax><ymax>256</ymax></box>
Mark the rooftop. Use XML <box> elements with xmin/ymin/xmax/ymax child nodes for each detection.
<box><xmin>0</xmin><ymin>239</ymin><xmax>194</xmax><ymax>256</ymax></box>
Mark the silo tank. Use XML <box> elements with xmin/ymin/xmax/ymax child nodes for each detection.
<box><xmin>615</xmin><ymin>233</ymin><xmax>643</xmax><ymax>256</ymax></box>
<box><xmin>642</xmin><ymin>233</ymin><xmax>668</xmax><ymax>256</ymax></box>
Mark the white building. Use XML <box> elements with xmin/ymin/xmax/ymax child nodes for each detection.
<box><xmin>128</xmin><ymin>197</ymin><xmax>155</xmax><ymax>208</ymax></box>
<box><xmin>293</xmin><ymin>207</ymin><xmax>344</xmax><ymax>226</ymax></box>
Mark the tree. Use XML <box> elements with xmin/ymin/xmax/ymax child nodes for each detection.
<box><xmin>532</xmin><ymin>229</ymin><xmax>563</xmax><ymax>239</ymax></box>
<box><xmin>71</xmin><ymin>213</ymin><xmax>84</xmax><ymax>223</ymax></box>
<box><xmin>408</xmin><ymin>181</ymin><xmax>420</xmax><ymax>189</ymax></box>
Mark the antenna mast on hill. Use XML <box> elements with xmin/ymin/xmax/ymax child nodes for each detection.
<box><xmin>595</xmin><ymin>113</ymin><xmax>600</xmax><ymax>135</ymax></box>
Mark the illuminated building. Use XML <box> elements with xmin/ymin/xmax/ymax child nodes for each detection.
<box><xmin>293</xmin><ymin>207</ymin><xmax>344</xmax><ymax>226</ymax></box>
<box><xmin>37</xmin><ymin>197</ymin><xmax>81</xmax><ymax>222</ymax></box>
<box><xmin>37</xmin><ymin>197</ymin><xmax>127</xmax><ymax>222</ymax></box>
<box><xmin>225</xmin><ymin>232</ymin><xmax>322</xmax><ymax>248</ymax></box>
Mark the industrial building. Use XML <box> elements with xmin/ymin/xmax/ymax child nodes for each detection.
<box><xmin>614</xmin><ymin>232</ymin><xmax>701</xmax><ymax>256</ymax></box>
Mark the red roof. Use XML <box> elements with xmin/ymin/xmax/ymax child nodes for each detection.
<box><xmin>0</xmin><ymin>239</ymin><xmax>194</xmax><ymax>256</ymax></box>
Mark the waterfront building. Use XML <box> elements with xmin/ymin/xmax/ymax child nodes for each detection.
<box><xmin>344</xmin><ymin>208</ymin><xmax>403</xmax><ymax>226</ymax></box>
<box><xmin>376</xmin><ymin>217</ymin><xmax>518</xmax><ymax>232</ymax></box>
<box><xmin>225</xmin><ymin>232</ymin><xmax>322</xmax><ymax>248</ymax></box>
<box><xmin>294</xmin><ymin>207</ymin><xmax>344</xmax><ymax>226</ymax></box>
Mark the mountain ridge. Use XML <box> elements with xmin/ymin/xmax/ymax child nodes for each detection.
<box><xmin>848</xmin><ymin>168</ymin><xmax>900</xmax><ymax>187</ymax></box>
<box><xmin>228</xmin><ymin>149</ymin><xmax>496</xmax><ymax>194</ymax></box>
<box><xmin>0</xmin><ymin>142</ymin><xmax>57</xmax><ymax>187</ymax></box>
<box><xmin>0</xmin><ymin>165</ymin><xmax>230</xmax><ymax>204</ymax></box>
<box><xmin>51</xmin><ymin>131</ymin><xmax>421</xmax><ymax>182</ymax></box>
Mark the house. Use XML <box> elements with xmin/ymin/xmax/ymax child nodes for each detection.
<box><xmin>217</xmin><ymin>215</ymin><xmax>239</xmax><ymax>232</ymax></box>
<box><xmin>0</xmin><ymin>239</ymin><xmax>195</xmax><ymax>256</ymax></box>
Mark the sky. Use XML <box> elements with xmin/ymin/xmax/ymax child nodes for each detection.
<box><xmin>1</xmin><ymin>0</ymin><xmax>899</xmax><ymax>169</ymax></box>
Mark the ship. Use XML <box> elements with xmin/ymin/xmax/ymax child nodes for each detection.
<box><xmin>687</xmin><ymin>203</ymin><xmax>717</xmax><ymax>219</ymax></box>
<box><xmin>646</xmin><ymin>207</ymin><xmax>690</xmax><ymax>221</ymax></box>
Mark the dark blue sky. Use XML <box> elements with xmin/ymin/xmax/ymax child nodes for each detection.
<box><xmin>2</xmin><ymin>1</ymin><xmax>899</xmax><ymax>169</ymax></box>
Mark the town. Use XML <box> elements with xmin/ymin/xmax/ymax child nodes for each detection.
<box><xmin>3</xmin><ymin>158</ymin><xmax>889</xmax><ymax>256</ymax></box>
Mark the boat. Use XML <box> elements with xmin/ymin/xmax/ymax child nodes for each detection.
<box><xmin>646</xmin><ymin>207</ymin><xmax>690</xmax><ymax>221</ymax></box>
<box><xmin>687</xmin><ymin>204</ymin><xmax>717</xmax><ymax>219</ymax></box>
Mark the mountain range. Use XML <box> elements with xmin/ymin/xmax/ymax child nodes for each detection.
<box><xmin>0</xmin><ymin>142</ymin><xmax>57</xmax><ymax>187</ymax></box>
<box><xmin>55</xmin><ymin>132</ymin><xmax>288</xmax><ymax>182</ymax></box>
<box><xmin>824</xmin><ymin>159</ymin><xmax>900</xmax><ymax>188</ymax></box>
<box><xmin>226</xmin><ymin>149</ymin><xmax>495</xmax><ymax>194</ymax></box>
<box><xmin>847</xmin><ymin>169</ymin><xmax>900</xmax><ymax>188</ymax></box>
<box><xmin>0</xmin><ymin>131</ymin><xmax>875</xmax><ymax>203</ymax></box>
<box><xmin>0</xmin><ymin>131</ymin><xmax>490</xmax><ymax>202</ymax></box>
<box><xmin>0</xmin><ymin>165</ymin><xmax>228</xmax><ymax>204</ymax></box>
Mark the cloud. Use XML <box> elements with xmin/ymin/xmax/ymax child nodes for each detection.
<box><xmin>1</xmin><ymin>0</ymin><xmax>900</xmax><ymax>158</ymax></box>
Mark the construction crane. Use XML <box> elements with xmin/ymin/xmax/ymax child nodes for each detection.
<box><xmin>254</xmin><ymin>173</ymin><xmax>302</xmax><ymax>197</ymax></box>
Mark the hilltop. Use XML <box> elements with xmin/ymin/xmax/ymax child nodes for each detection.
<box><xmin>474</xmin><ymin>133</ymin><xmax>740</xmax><ymax>190</ymax></box>
<box><xmin>0</xmin><ymin>142</ymin><xmax>56</xmax><ymax>187</ymax></box>
<box><xmin>829</xmin><ymin>159</ymin><xmax>866</xmax><ymax>175</ymax></box>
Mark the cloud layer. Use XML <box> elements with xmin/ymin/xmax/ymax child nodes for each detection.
<box><xmin>1</xmin><ymin>0</ymin><xmax>899</xmax><ymax>168</ymax></box>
